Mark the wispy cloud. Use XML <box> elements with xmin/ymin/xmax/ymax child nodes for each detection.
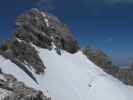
<box><xmin>106</xmin><ymin>37</ymin><xmax>113</xmax><ymax>42</ymax></box>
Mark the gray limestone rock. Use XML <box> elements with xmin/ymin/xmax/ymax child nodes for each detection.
<box><xmin>0</xmin><ymin>70</ymin><xmax>50</xmax><ymax>100</ymax></box>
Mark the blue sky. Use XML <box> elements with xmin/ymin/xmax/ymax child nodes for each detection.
<box><xmin>0</xmin><ymin>0</ymin><xmax>133</xmax><ymax>66</ymax></box>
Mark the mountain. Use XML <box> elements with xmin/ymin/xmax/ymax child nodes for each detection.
<box><xmin>0</xmin><ymin>8</ymin><xmax>133</xmax><ymax>100</ymax></box>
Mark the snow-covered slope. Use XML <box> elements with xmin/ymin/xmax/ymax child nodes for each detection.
<box><xmin>0</xmin><ymin>47</ymin><xmax>133</xmax><ymax>100</ymax></box>
<box><xmin>0</xmin><ymin>8</ymin><xmax>133</xmax><ymax>100</ymax></box>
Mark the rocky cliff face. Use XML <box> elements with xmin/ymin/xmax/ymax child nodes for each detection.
<box><xmin>15</xmin><ymin>8</ymin><xmax>79</xmax><ymax>53</ymax></box>
<box><xmin>0</xmin><ymin>8</ymin><xmax>79</xmax><ymax>75</ymax></box>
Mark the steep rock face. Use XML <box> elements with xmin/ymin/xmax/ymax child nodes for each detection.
<box><xmin>15</xmin><ymin>8</ymin><xmax>79</xmax><ymax>53</ymax></box>
<box><xmin>15</xmin><ymin>8</ymin><xmax>52</xmax><ymax>49</ymax></box>
<box><xmin>0</xmin><ymin>69</ymin><xmax>50</xmax><ymax>100</ymax></box>
<box><xmin>0</xmin><ymin>8</ymin><xmax>79</xmax><ymax>75</ymax></box>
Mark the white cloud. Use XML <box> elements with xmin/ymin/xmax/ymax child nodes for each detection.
<box><xmin>105</xmin><ymin>37</ymin><xmax>113</xmax><ymax>42</ymax></box>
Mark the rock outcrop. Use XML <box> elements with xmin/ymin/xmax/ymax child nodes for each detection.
<box><xmin>0</xmin><ymin>8</ymin><xmax>79</xmax><ymax>76</ymax></box>
<box><xmin>0</xmin><ymin>69</ymin><xmax>50</xmax><ymax>100</ymax></box>
<box><xmin>15</xmin><ymin>8</ymin><xmax>79</xmax><ymax>53</ymax></box>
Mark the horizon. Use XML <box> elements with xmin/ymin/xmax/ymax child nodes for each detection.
<box><xmin>0</xmin><ymin>0</ymin><xmax>133</xmax><ymax>66</ymax></box>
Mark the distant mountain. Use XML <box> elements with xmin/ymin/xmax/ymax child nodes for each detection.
<box><xmin>0</xmin><ymin>8</ymin><xmax>133</xmax><ymax>100</ymax></box>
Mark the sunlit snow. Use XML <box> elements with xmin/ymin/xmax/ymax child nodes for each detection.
<box><xmin>0</xmin><ymin>47</ymin><xmax>133</xmax><ymax>100</ymax></box>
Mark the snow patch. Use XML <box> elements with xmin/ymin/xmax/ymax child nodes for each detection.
<box><xmin>0</xmin><ymin>55</ymin><xmax>39</xmax><ymax>90</ymax></box>
<box><xmin>44</xmin><ymin>18</ymin><xmax>49</xmax><ymax>27</ymax></box>
<box><xmin>16</xmin><ymin>38</ymin><xmax>22</xmax><ymax>43</ymax></box>
<box><xmin>0</xmin><ymin>74</ymin><xmax>6</xmax><ymax>81</ymax></box>
<box><xmin>41</xmin><ymin>12</ymin><xmax>49</xmax><ymax>27</ymax></box>
<box><xmin>41</xmin><ymin>12</ymin><xmax>46</xmax><ymax>17</ymax></box>
<box><xmin>0</xmin><ymin>89</ymin><xmax>12</xmax><ymax>100</ymax></box>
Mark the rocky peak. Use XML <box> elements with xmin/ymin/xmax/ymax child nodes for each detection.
<box><xmin>14</xmin><ymin>8</ymin><xmax>79</xmax><ymax>53</ymax></box>
<box><xmin>0</xmin><ymin>8</ymin><xmax>79</xmax><ymax>82</ymax></box>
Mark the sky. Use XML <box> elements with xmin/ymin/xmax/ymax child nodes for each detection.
<box><xmin>0</xmin><ymin>0</ymin><xmax>133</xmax><ymax>66</ymax></box>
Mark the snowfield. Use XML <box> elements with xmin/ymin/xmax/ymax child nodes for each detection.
<box><xmin>0</xmin><ymin>47</ymin><xmax>133</xmax><ymax>100</ymax></box>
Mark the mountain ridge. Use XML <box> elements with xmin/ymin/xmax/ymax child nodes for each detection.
<box><xmin>0</xmin><ymin>8</ymin><xmax>133</xmax><ymax>100</ymax></box>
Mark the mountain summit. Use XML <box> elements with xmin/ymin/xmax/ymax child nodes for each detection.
<box><xmin>0</xmin><ymin>8</ymin><xmax>133</xmax><ymax>100</ymax></box>
<box><xmin>15</xmin><ymin>8</ymin><xmax>79</xmax><ymax>53</ymax></box>
<box><xmin>0</xmin><ymin>8</ymin><xmax>79</xmax><ymax>76</ymax></box>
